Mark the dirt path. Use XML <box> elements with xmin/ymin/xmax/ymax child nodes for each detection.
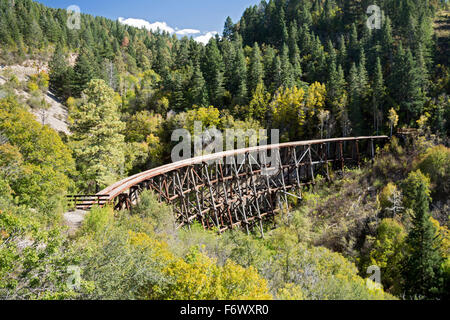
<box><xmin>63</xmin><ymin>210</ymin><xmax>87</xmax><ymax>236</ymax></box>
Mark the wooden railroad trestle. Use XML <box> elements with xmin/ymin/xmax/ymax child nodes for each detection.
<box><xmin>68</xmin><ymin>136</ymin><xmax>388</xmax><ymax>234</ymax></box>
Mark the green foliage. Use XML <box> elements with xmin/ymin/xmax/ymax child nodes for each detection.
<box><xmin>0</xmin><ymin>0</ymin><xmax>448</xmax><ymax>301</ymax></box>
<box><xmin>73</xmin><ymin>198</ymin><xmax>272</xmax><ymax>300</ymax></box>
<box><xmin>415</xmin><ymin>145</ymin><xmax>450</xmax><ymax>199</ymax></box>
<box><xmin>365</xmin><ymin>219</ymin><xmax>407</xmax><ymax>295</ymax></box>
<box><xmin>155</xmin><ymin>245</ymin><xmax>272</xmax><ymax>300</ymax></box>
<box><xmin>131</xmin><ymin>190</ymin><xmax>175</xmax><ymax>234</ymax></box>
<box><xmin>401</xmin><ymin>170</ymin><xmax>445</xmax><ymax>299</ymax></box>
<box><xmin>82</xmin><ymin>206</ymin><xmax>114</xmax><ymax>235</ymax></box>
<box><xmin>0</xmin><ymin>198</ymin><xmax>81</xmax><ymax>299</ymax></box>
<box><xmin>0</xmin><ymin>0</ymin><xmax>445</xmax><ymax>139</ymax></box>
<box><xmin>401</xmin><ymin>170</ymin><xmax>432</xmax><ymax>214</ymax></box>
<box><xmin>70</xmin><ymin>79</ymin><xmax>126</xmax><ymax>191</ymax></box>
<box><xmin>378</xmin><ymin>182</ymin><xmax>404</xmax><ymax>219</ymax></box>
<box><xmin>125</xmin><ymin>111</ymin><xmax>162</xmax><ymax>143</ymax></box>
<box><xmin>0</xmin><ymin>97</ymin><xmax>74</xmax><ymax>207</ymax></box>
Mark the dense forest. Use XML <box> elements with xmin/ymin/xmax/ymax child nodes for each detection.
<box><xmin>0</xmin><ymin>0</ymin><xmax>449</xmax><ymax>300</ymax></box>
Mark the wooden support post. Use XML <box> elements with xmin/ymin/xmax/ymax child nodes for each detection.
<box><xmin>308</xmin><ymin>145</ymin><xmax>315</xmax><ymax>184</ymax></box>
<box><xmin>323</xmin><ymin>143</ymin><xmax>330</xmax><ymax>181</ymax></box>
<box><xmin>355</xmin><ymin>139</ymin><xmax>360</xmax><ymax>168</ymax></box>
<box><xmin>370</xmin><ymin>138</ymin><xmax>375</xmax><ymax>164</ymax></box>
<box><xmin>293</xmin><ymin>146</ymin><xmax>303</xmax><ymax>199</ymax></box>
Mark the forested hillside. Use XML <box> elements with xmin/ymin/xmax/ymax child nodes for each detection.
<box><xmin>0</xmin><ymin>0</ymin><xmax>449</xmax><ymax>300</ymax></box>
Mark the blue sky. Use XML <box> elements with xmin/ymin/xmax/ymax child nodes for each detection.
<box><xmin>36</xmin><ymin>0</ymin><xmax>260</xmax><ymax>42</ymax></box>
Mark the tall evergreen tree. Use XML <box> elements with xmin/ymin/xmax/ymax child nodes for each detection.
<box><xmin>202</xmin><ymin>39</ymin><xmax>225</xmax><ymax>107</ymax></box>
<box><xmin>188</xmin><ymin>64</ymin><xmax>208</xmax><ymax>107</ymax></box>
<box><xmin>248</xmin><ymin>43</ymin><xmax>264</xmax><ymax>97</ymax></box>
<box><xmin>70</xmin><ymin>79</ymin><xmax>126</xmax><ymax>190</ymax></box>
<box><xmin>273</xmin><ymin>55</ymin><xmax>283</xmax><ymax>91</ymax></box>
<box><xmin>337</xmin><ymin>35</ymin><xmax>347</xmax><ymax>69</ymax></box>
<box><xmin>372</xmin><ymin>57</ymin><xmax>386</xmax><ymax>134</ymax></box>
<box><xmin>381</xmin><ymin>16</ymin><xmax>394</xmax><ymax>65</ymax></box>
<box><xmin>389</xmin><ymin>44</ymin><xmax>426</xmax><ymax>123</ymax></box>
<box><xmin>49</xmin><ymin>43</ymin><xmax>70</xmax><ymax>98</ymax></box>
<box><xmin>348</xmin><ymin>62</ymin><xmax>363</xmax><ymax>134</ymax></box>
<box><xmin>288</xmin><ymin>23</ymin><xmax>302</xmax><ymax>83</ymax></box>
<box><xmin>401</xmin><ymin>170</ymin><xmax>444</xmax><ymax>299</ymax></box>
<box><xmin>280</xmin><ymin>43</ymin><xmax>295</xmax><ymax>88</ymax></box>
<box><xmin>232</xmin><ymin>42</ymin><xmax>248</xmax><ymax>106</ymax></box>
<box><xmin>223</xmin><ymin>16</ymin><xmax>235</xmax><ymax>41</ymax></box>
<box><xmin>72</xmin><ymin>49</ymin><xmax>98</xmax><ymax>97</ymax></box>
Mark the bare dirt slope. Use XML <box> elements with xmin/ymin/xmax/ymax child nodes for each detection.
<box><xmin>0</xmin><ymin>62</ymin><xmax>70</xmax><ymax>134</ymax></box>
<box><xmin>33</xmin><ymin>91</ymin><xmax>70</xmax><ymax>134</ymax></box>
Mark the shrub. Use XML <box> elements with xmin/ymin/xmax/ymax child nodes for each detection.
<box><xmin>0</xmin><ymin>97</ymin><xmax>74</xmax><ymax>207</ymax></box>
<box><xmin>83</xmin><ymin>206</ymin><xmax>114</xmax><ymax>234</ymax></box>
<box><xmin>378</xmin><ymin>182</ymin><xmax>404</xmax><ymax>219</ymax></box>
<box><xmin>365</xmin><ymin>219</ymin><xmax>407</xmax><ymax>295</ymax></box>
<box><xmin>416</xmin><ymin>145</ymin><xmax>450</xmax><ymax>199</ymax></box>
<box><xmin>27</xmin><ymin>81</ymin><xmax>39</xmax><ymax>92</ymax></box>
<box><xmin>131</xmin><ymin>190</ymin><xmax>175</xmax><ymax>235</ymax></box>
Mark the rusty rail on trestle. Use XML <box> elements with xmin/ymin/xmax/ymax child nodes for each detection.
<box><xmin>70</xmin><ymin>136</ymin><xmax>389</xmax><ymax>234</ymax></box>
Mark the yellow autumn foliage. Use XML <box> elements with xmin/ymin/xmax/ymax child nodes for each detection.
<box><xmin>306</xmin><ymin>82</ymin><xmax>327</xmax><ymax>116</ymax></box>
<box><xmin>128</xmin><ymin>231</ymin><xmax>272</xmax><ymax>300</ymax></box>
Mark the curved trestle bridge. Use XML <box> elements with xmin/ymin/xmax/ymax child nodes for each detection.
<box><xmin>68</xmin><ymin>136</ymin><xmax>389</xmax><ymax>234</ymax></box>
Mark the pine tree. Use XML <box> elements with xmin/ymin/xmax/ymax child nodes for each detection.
<box><xmin>298</xmin><ymin>0</ymin><xmax>312</xmax><ymax>28</ymax></box>
<box><xmin>280</xmin><ymin>44</ymin><xmax>295</xmax><ymax>88</ymax></box>
<box><xmin>221</xmin><ymin>40</ymin><xmax>235</xmax><ymax>94</ymax></box>
<box><xmin>337</xmin><ymin>35</ymin><xmax>347</xmax><ymax>69</ymax></box>
<box><xmin>277</xmin><ymin>5</ymin><xmax>289</xmax><ymax>46</ymax></box>
<box><xmin>389</xmin><ymin>44</ymin><xmax>426</xmax><ymax>123</ymax></box>
<box><xmin>72</xmin><ymin>49</ymin><xmax>98</xmax><ymax>97</ymax></box>
<box><xmin>248</xmin><ymin>43</ymin><xmax>264</xmax><ymax>98</ymax></box>
<box><xmin>348</xmin><ymin>62</ymin><xmax>363</xmax><ymax>134</ymax></box>
<box><xmin>188</xmin><ymin>64</ymin><xmax>208</xmax><ymax>107</ymax></box>
<box><xmin>358</xmin><ymin>49</ymin><xmax>369</xmax><ymax>101</ymax></box>
<box><xmin>154</xmin><ymin>36</ymin><xmax>172</xmax><ymax>78</ymax></box>
<box><xmin>349</xmin><ymin>23</ymin><xmax>360</xmax><ymax>64</ymax></box>
<box><xmin>401</xmin><ymin>170</ymin><xmax>444</xmax><ymax>299</ymax></box>
<box><xmin>381</xmin><ymin>16</ymin><xmax>394</xmax><ymax>65</ymax></box>
<box><xmin>415</xmin><ymin>44</ymin><xmax>429</xmax><ymax>97</ymax></box>
<box><xmin>273</xmin><ymin>55</ymin><xmax>283</xmax><ymax>91</ymax></box>
<box><xmin>223</xmin><ymin>16</ymin><xmax>235</xmax><ymax>41</ymax></box>
<box><xmin>372</xmin><ymin>57</ymin><xmax>386</xmax><ymax>134</ymax></box>
<box><xmin>263</xmin><ymin>46</ymin><xmax>277</xmax><ymax>90</ymax></box>
<box><xmin>232</xmin><ymin>42</ymin><xmax>248</xmax><ymax>106</ymax></box>
<box><xmin>70</xmin><ymin>79</ymin><xmax>126</xmax><ymax>190</ymax></box>
<box><xmin>169</xmin><ymin>71</ymin><xmax>186</xmax><ymax>112</ymax></box>
<box><xmin>49</xmin><ymin>43</ymin><xmax>69</xmax><ymax>98</ymax></box>
<box><xmin>288</xmin><ymin>23</ymin><xmax>302</xmax><ymax>83</ymax></box>
<box><xmin>327</xmin><ymin>54</ymin><xmax>346</xmax><ymax>116</ymax></box>
<box><xmin>202</xmin><ymin>39</ymin><xmax>225</xmax><ymax>107</ymax></box>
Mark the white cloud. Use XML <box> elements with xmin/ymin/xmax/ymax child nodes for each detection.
<box><xmin>118</xmin><ymin>17</ymin><xmax>217</xmax><ymax>44</ymax></box>
<box><xmin>118</xmin><ymin>17</ymin><xmax>174</xmax><ymax>34</ymax></box>
<box><xmin>193</xmin><ymin>31</ymin><xmax>218</xmax><ymax>44</ymax></box>
<box><xmin>176</xmin><ymin>29</ymin><xmax>201</xmax><ymax>36</ymax></box>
